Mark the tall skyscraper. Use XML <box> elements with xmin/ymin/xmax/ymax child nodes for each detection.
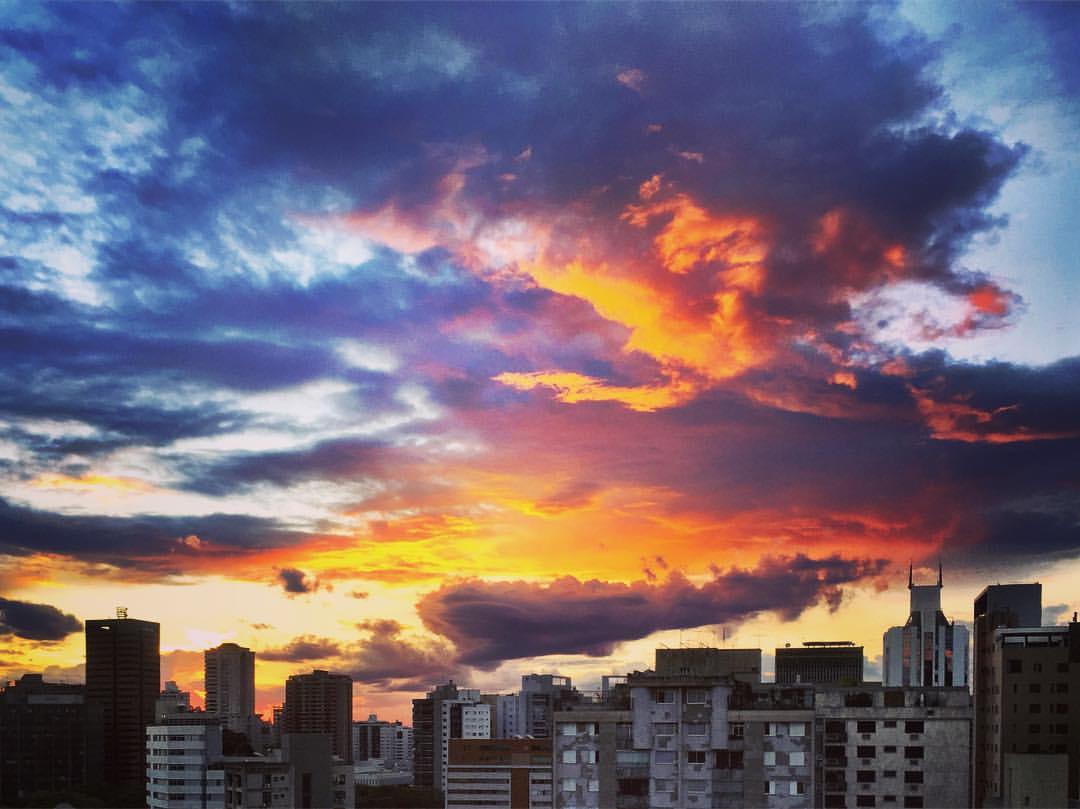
<box><xmin>883</xmin><ymin>563</ymin><xmax>969</xmax><ymax>687</ymax></box>
<box><xmin>204</xmin><ymin>642</ymin><xmax>256</xmax><ymax>735</ymax></box>
<box><xmin>283</xmin><ymin>670</ymin><xmax>353</xmax><ymax>763</ymax></box>
<box><xmin>85</xmin><ymin>610</ymin><xmax>160</xmax><ymax>790</ymax></box>
<box><xmin>971</xmin><ymin>583</ymin><xmax>1042</xmax><ymax>808</ymax></box>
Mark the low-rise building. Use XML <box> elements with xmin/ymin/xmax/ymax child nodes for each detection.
<box><xmin>446</xmin><ymin>737</ymin><xmax>552</xmax><ymax>809</ymax></box>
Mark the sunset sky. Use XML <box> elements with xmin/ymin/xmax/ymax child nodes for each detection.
<box><xmin>1</xmin><ymin>3</ymin><xmax>1078</xmax><ymax>724</ymax></box>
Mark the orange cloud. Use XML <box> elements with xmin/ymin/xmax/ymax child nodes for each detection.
<box><xmin>616</xmin><ymin>68</ymin><xmax>646</xmax><ymax>92</ymax></box>
<box><xmin>494</xmin><ymin>370</ymin><xmax>697</xmax><ymax>411</ymax></box>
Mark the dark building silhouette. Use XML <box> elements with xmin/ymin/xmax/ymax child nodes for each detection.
<box><xmin>972</xmin><ymin>583</ymin><xmax>1042</xmax><ymax>808</ymax></box>
<box><xmin>0</xmin><ymin>674</ymin><xmax>103</xmax><ymax>805</ymax></box>
<box><xmin>85</xmin><ymin>611</ymin><xmax>160</xmax><ymax>791</ymax></box>
<box><xmin>283</xmin><ymin>670</ymin><xmax>352</xmax><ymax>763</ymax></box>
<box><xmin>775</xmin><ymin>641</ymin><xmax>863</xmax><ymax>685</ymax></box>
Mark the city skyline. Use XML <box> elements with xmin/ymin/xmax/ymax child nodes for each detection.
<box><xmin>1</xmin><ymin>3</ymin><xmax>1079</xmax><ymax>727</ymax></box>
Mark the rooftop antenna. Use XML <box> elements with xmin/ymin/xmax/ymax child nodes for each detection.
<box><xmin>908</xmin><ymin>562</ymin><xmax>913</xmax><ymax>590</ymax></box>
<box><xmin>116</xmin><ymin>606</ymin><xmax>128</xmax><ymax>619</ymax></box>
<box><xmin>937</xmin><ymin>558</ymin><xmax>943</xmax><ymax>588</ymax></box>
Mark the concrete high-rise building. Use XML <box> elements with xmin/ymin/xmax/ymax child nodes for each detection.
<box><xmin>775</xmin><ymin>642</ymin><xmax>863</xmax><ymax>685</ymax></box>
<box><xmin>411</xmin><ymin>681</ymin><xmax>490</xmax><ymax>792</ymax></box>
<box><xmin>883</xmin><ymin>564</ymin><xmax>968</xmax><ymax>688</ymax></box>
<box><xmin>351</xmin><ymin>713</ymin><xmax>412</xmax><ymax>769</ymax></box>
<box><xmin>446</xmin><ymin>737</ymin><xmax>553</xmax><ymax>809</ymax></box>
<box><xmin>978</xmin><ymin>619</ymin><xmax>1079</xmax><ymax>807</ymax></box>
<box><xmin>85</xmin><ymin>610</ymin><xmax>160</xmax><ymax>790</ymax></box>
<box><xmin>971</xmin><ymin>582</ymin><xmax>1042</xmax><ymax>808</ymax></box>
<box><xmin>0</xmin><ymin>674</ymin><xmax>103</xmax><ymax>805</ymax></box>
<box><xmin>654</xmin><ymin>647</ymin><xmax>762</xmax><ymax>682</ymax></box>
<box><xmin>518</xmin><ymin>674</ymin><xmax>577</xmax><ymax>739</ymax></box>
<box><xmin>815</xmin><ymin>684</ymin><xmax>972</xmax><ymax>809</ymax></box>
<box><xmin>205</xmin><ymin>643</ymin><xmax>256</xmax><ymax>736</ymax></box>
<box><xmin>282</xmin><ymin>670</ymin><xmax>352</xmax><ymax>763</ymax></box>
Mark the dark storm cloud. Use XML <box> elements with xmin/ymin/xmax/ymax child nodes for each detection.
<box><xmin>0</xmin><ymin>498</ymin><xmax>309</xmax><ymax>564</ymax></box>
<box><xmin>418</xmin><ymin>555</ymin><xmax>887</xmax><ymax>668</ymax></box>
<box><xmin>0</xmin><ymin>597</ymin><xmax>83</xmax><ymax>642</ymax></box>
<box><xmin>345</xmin><ymin>619</ymin><xmax>457</xmax><ymax>688</ymax></box>
<box><xmin>259</xmin><ymin>635</ymin><xmax>341</xmax><ymax>662</ymax></box>
<box><xmin>276</xmin><ymin>568</ymin><xmax>318</xmax><ymax>595</ymax></box>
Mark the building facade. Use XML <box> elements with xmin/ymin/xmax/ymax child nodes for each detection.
<box><xmin>883</xmin><ymin>565</ymin><xmax>968</xmax><ymax>688</ymax></box>
<box><xmin>446</xmin><ymin>737</ymin><xmax>553</xmax><ymax>809</ymax></box>
<box><xmin>775</xmin><ymin>643</ymin><xmax>863</xmax><ymax>686</ymax></box>
<box><xmin>283</xmin><ymin>670</ymin><xmax>353</xmax><ymax>763</ymax></box>
<box><xmin>0</xmin><ymin>674</ymin><xmax>103</xmax><ymax>805</ymax></box>
<box><xmin>980</xmin><ymin>622</ymin><xmax>1080</xmax><ymax>807</ymax></box>
<box><xmin>352</xmin><ymin>713</ymin><xmax>412</xmax><ymax>769</ymax></box>
<box><xmin>145</xmin><ymin>715</ymin><xmax>226</xmax><ymax>809</ymax></box>
<box><xmin>814</xmin><ymin>685</ymin><xmax>972</xmax><ymax>809</ymax></box>
<box><xmin>971</xmin><ymin>582</ymin><xmax>1043</xmax><ymax>808</ymax></box>
<box><xmin>86</xmin><ymin>612</ymin><xmax>160</xmax><ymax>790</ymax></box>
<box><xmin>205</xmin><ymin>643</ymin><xmax>257</xmax><ymax>736</ymax></box>
<box><xmin>414</xmin><ymin>682</ymin><xmax>490</xmax><ymax>792</ymax></box>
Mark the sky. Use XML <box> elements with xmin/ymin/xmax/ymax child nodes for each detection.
<box><xmin>1</xmin><ymin>3</ymin><xmax>1078</xmax><ymax>724</ymax></box>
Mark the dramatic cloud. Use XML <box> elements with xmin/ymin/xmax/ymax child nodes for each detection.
<box><xmin>345</xmin><ymin>619</ymin><xmax>457</xmax><ymax>689</ymax></box>
<box><xmin>0</xmin><ymin>597</ymin><xmax>83</xmax><ymax>641</ymax></box>
<box><xmin>418</xmin><ymin>555</ymin><xmax>887</xmax><ymax>668</ymax></box>
<box><xmin>260</xmin><ymin>635</ymin><xmax>342</xmax><ymax>662</ymax></box>
<box><xmin>276</xmin><ymin>568</ymin><xmax>319</xmax><ymax>596</ymax></box>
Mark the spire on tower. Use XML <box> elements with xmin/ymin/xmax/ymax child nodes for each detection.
<box><xmin>908</xmin><ymin>562</ymin><xmax>913</xmax><ymax>589</ymax></box>
<box><xmin>937</xmin><ymin>559</ymin><xmax>943</xmax><ymax>587</ymax></box>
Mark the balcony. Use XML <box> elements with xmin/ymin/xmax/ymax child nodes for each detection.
<box><xmin>825</xmin><ymin>733</ymin><xmax>848</xmax><ymax>743</ymax></box>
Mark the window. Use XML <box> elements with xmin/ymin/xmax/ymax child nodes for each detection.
<box><xmin>883</xmin><ymin>770</ymin><xmax>897</xmax><ymax>778</ymax></box>
<box><xmin>904</xmin><ymin>771</ymin><xmax>923</xmax><ymax>784</ymax></box>
<box><xmin>904</xmin><ymin>721</ymin><xmax>923</xmax><ymax>734</ymax></box>
<box><xmin>655</xmin><ymin>751</ymin><xmax>675</xmax><ymax>764</ymax></box>
<box><xmin>789</xmin><ymin>721</ymin><xmax>807</xmax><ymax>737</ymax></box>
<box><xmin>1029</xmin><ymin>683</ymin><xmax>1042</xmax><ymax>693</ymax></box>
<box><xmin>884</xmin><ymin>690</ymin><xmax>905</xmax><ymax>708</ymax></box>
<box><xmin>764</xmin><ymin>781</ymin><xmax>777</xmax><ymax>796</ymax></box>
<box><xmin>884</xmin><ymin>745</ymin><xmax>897</xmax><ymax>753</ymax></box>
<box><xmin>1058</xmin><ymin>662</ymin><xmax>1069</xmax><ymax>673</ymax></box>
<box><xmin>789</xmin><ymin>751</ymin><xmax>806</xmax><ymax>766</ymax></box>
<box><xmin>904</xmin><ymin>746</ymin><xmax>923</xmax><ymax>760</ymax></box>
<box><xmin>687</xmin><ymin>780</ymin><xmax>707</xmax><ymax>793</ymax></box>
<box><xmin>687</xmin><ymin>751</ymin><xmax>706</xmax><ymax>764</ymax></box>
<box><xmin>653</xmin><ymin>779</ymin><xmax>673</xmax><ymax>792</ymax></box>
<box><xmin>1029</xmin><ymin>724</ymin><xmax>1041</xmax><ymax>734</ymax></box>
<box><xmin>686</xmin><ymin>688</ymin><xmax>708</xmax><ymax>704</ymax></box>
<box><xmin>1008</xmin><ymin>660</ymin><xmax>1022</xmax><ymax>674</ymax></box>
<box><xmin>904</xmin><ymin>798</ymin><xmax>923</xmax><ymax>809</ymax></box>
<box><xmin>581</xmin><ymin>749</ymin><xmax>597</xmax><ymax>764</ymax></box>
<box><xmin>560</xmin><ymin>723</ymin><xmax>578</xmax><ymax>736</ymax></box>
<box><xmin>1034</xmin><ymin>663</ymin><xmax>1043</xmax><ymax>673</ymax></box>
<box><xmin>561</xmin><ymin>778</ymin><xmax>577</xmax><ymax>792</ymax></box>
<box><xmin>588</xmin><ymin>780</ymin><xmax>599</xmax><ymax>793</ymax></box>
<box><xmin>716</xmin><ymin>750</ymin><xmax>744</xmax><ymax>769</ymax></box>
<box><xmin>764</xmin><ymin>751</ymin><xmax>776</xmax><ymax>766</ymax></box>
<box><xmin>884</xmin><ymin>720</ymin><xmax>897</xmax><ymax>728</ymax></box>
<box><xmin>654</xmin><ymin>723</ymin><xmax>676</xmax><ymax>734</ymax></box>
<box><xmin>857</xmin><ymin>770</ymin><xmax>876</xmax><ymax>783</ymax></box>
<box><xmin>857</xmin><ymin>720</ymin><xmax>876</xmax><ymax>733</ymax></box>
<box><xmin>766</xmin><ymin>722</ymin><xmax>778</xmax><ymax>736</ymax></box>
<box><xmin>562</xmin><ymin>750</ymin><xmax>577</xmax><ymax>764</ymax></box>
<box><xmin>790</xmin><ymin>781</ymin><xmax>806</xmax><ymax>796</ymax></box>
<box><xmin>686</xmin><ymin>722</ymin><xmax>707</xmax><ymax>736</ymax></box>
<box><xmin>729</xmin><ymin>722</ymin><xmax>745</xmax><ymax>740</ymax></box>
<box><xmin>654</xmin><ymin>689</ymin><xmax>675</xmax><ymax>704</ymax></box>
<box><xmin>857</xmin><ymin>797</ymin><xmax>876</xmax><ymax>808</ymax></box>
<box><xmin>1029</xmin><ymin>704</ymin><xmax>1042</xmax><ymax>714</ymax></box>
<box><xmin>858</xmin><ymin>746</ymin><xmax>876</xmax><ymax>758</ymax></box>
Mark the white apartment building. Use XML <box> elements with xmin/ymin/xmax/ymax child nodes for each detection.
<box><xmin>440</xmin><ymin>698</ymin><xmax>491</xmax><ymax>793</ymax></box>
<box><xmin>146</xmin><ymin>720</ymin><xmax>226</xmax><ymax>809</ymax></box>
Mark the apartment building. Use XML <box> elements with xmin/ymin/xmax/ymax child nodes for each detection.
<box><xmin>446</xmin><ymin>737</ymin><xmax>553</xmax><ymax>809</ymax></box>
<box><xmin>814</xmin><ymin>685</ymin><xmax>972</xmax><ymax>809</ymax></box>
<box><xmin>145</xmin><ymin>715</ymin><xmax>226</xmax><ymax>809</ymax></box>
